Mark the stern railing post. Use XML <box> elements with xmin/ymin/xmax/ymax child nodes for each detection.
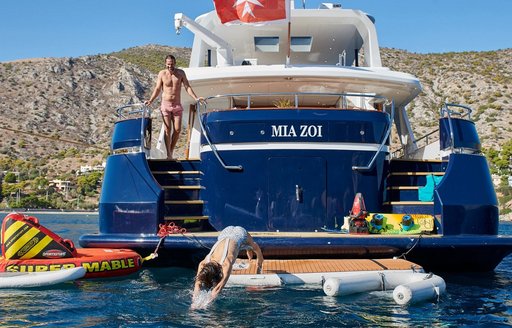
<box><xmin>197</xmin><ymin>100</ymin><xmax>243</xmax><ymax>171</ymax></box>
<box><xmin>352</xmin><ymin>99</ymin><xmax>395</xmax><ymax>171</ymax></box>
<box><xmin>114</xmin><ymin>103</ymin><xmax>152</xmax><ymax>154</ymax></box>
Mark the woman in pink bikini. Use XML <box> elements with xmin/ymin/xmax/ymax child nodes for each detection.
<box><xmin>145</xmin><ymin>54</ymin><xmax>201</xmax><ymax>159</ymax></box>
<box><xmin>192</xmin><ymin>226</ymin><xmax>264</xmax><ymax>308</ymax></box>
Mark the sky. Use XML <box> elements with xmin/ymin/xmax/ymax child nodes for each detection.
<box><xmin>1</xmin><ymin>0</ymin><xmax>511</xmax><ymax>62</ymax></box>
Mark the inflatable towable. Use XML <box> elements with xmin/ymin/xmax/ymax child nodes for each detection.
<box><xmin>0</xmin><ymin>213</ymin><xmax>141</xmax><ymax>279</ymax></box>
<box><xmin>0</xmin><ymin>267</ymin><xmax>86</xmax><ymax>288</ymax></box>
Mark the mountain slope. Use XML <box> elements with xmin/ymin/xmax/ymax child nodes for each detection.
<box><xmin>381</xmin><ymin>48</ymin><xmax>512</xmax><ymax>147</ymax></box>
<box><xmin>0</xmin><ymin>45</ymin><xmax>510</xmax><ymax>168</ymax></box>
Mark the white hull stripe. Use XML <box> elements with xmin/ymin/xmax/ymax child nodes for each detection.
<box><xmin>200</xmin><ymin>142</ymin><xmax>388</xmax><ymax>153</ymax></box>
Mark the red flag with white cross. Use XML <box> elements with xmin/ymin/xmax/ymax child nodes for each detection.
<box><xmin>213</xmin><ymin>0</ymin><xmax>290</xmax><ymax>24</ymax></box>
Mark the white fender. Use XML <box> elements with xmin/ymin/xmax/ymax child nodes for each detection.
<box><xmin>227</xmin><ymin>274</ymin><xmax>283</xmax><ymax>286</ymax></box>
<box><xmin>323</xmin><ymin>272</ymin><xmax>383</xmax><ymax>296</ymax></box>
<box><xmin>322</xmin><ymin>271</ymin><xmax>445</xmax><ymax>305</ymax></box>
<box><xmin>393</xmin><ymin>275</ymin><xmax>446</xmax><ymax>305</ymax></box>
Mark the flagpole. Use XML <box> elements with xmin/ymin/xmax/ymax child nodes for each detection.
<box><xmin>286</xmin><ymin>0</ymin><xmax>291</xmax><ymax>66</ymax></box>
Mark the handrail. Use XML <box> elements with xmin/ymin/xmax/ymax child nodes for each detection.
<box><xmin>414</xmin><ymin>127</ymin><xmax>439</xmax><ymax>148</ymax></box>
<box><xmin>440</xmin><ymin>102</ymin><xmax>473</xmax><ymax>153</ymax></box>
<box><xmin>352</xmin><ymin>99</ymin><xmax>395</xmax><ymax>171</ymax></box>
<box><xmin>114</xmin><ymin>103</ymin><xmax>152</xmax><ymax>152</ymax></box>
<box><xmin>115</xmin><ymin>103</ymin><xmax>151</xmax><ymax>119</ymax></box>
<box><xmin>393</xmin><ymin>125</ymin><xmax>439</xmax><ymax>158</ymax></box>
<box><xmin>441</xmin><ymin>103</ymin><xmax>472</xmax><ymax>120</ymax></box>
<box><xmin>196</xmin><ymin>100</ymin><xmax>243</xmax><ymax>171</ymax></box>
<box><xmin>392</xmin><ymin>102</ymin><xmax>473</xmax><ymax>158</ymax></box>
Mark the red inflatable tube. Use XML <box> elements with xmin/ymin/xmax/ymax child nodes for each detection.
<box><xmin>0</xmin><ymin>248</ymin><xmax>142</xmax><ymax>279</ymax></box>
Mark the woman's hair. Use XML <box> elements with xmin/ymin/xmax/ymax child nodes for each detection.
<box><xmin>196</xmin><ymin>261</ymin><xmax>223</xmax><ymax>290</ymax></box>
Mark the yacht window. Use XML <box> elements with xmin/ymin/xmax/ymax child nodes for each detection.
<box><xmin>291</xmin><ymin>36</ymin><xmax>312</xmax><ymax>52</ymax></box>
<box><xmin>254</xmin><ymin>37</ymin><xmax>279</xmax><ymax>52</ymax></box>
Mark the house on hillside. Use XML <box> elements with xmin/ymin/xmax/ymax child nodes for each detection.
<box><xmin>76</xmin><ymin>162</ymin><xmax>106</xmax><ymax>176</ymax></box>
<box><xmin>49</xmin><ymin>179</ymin><xmax>73</xmax><ymax>194</ymax></box>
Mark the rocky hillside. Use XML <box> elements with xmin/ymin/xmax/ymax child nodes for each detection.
<box><xmin>0</xmin><ymin>45</ymin><xmax>510</xmax><ymax>170</ymax></box>
<box><xmin>0</xmin><ymin>45</ymin><xmax>191</xmax><ymax>176</ymax></box>
<box><xmin>382</xmin><ymin>48</ymin><xmax>512</xmax><ymax>147</ymax></box>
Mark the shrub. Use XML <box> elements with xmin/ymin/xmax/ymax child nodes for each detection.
<box><xmin>4</xmin><ymin>172</ymin><xmax>17</xmax><ymax>183</ymax></box>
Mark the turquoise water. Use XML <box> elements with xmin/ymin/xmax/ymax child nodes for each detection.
<box><xmin>0</xmin><ymin>212</ymin><xmax>511</xmax><ymax>327</ymax></box>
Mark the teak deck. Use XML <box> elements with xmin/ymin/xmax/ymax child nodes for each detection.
<box><xmin>231</xmin><ymin>258</ymin><xmax>421</xmax><ymax>275</ymax></box>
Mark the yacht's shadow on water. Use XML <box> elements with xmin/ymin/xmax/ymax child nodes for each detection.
<box><xmin>437</xmin><ymin>266</ymin><xmax>512</xmax><ymax>326</ymax></box>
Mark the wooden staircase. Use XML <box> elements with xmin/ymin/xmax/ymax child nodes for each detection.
<box><xmin>148</xmin><ymin>159</ymin><xmax>214</xmax><ymax>232</ymax></box>
<box><xmin>383</xmin><ymin>159</ymin><xmax>446</xmax><ymax>214</ymax></box>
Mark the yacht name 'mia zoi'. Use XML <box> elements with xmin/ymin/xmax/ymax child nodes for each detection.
<box><xmin>79</xmin><ymin>1</ymin><xmax>512</xmax><ymax>272</ymax></box>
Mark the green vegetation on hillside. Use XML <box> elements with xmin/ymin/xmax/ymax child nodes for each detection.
<box><xmin>483</xmin><ymin>139</ymin><xmax>512</xmax><ymax>215</ymax></box>
<box><xmin>111</xmin><ymin>45</ymin><xmax>189</xmax><ymax>73</ymax></box>
<box><xmin>0</xmin><ymin>153</ymin><xmax>104</xmax><ymax>210</ymax></box>
<box><xmin>484</xmin><ymin>139</ymin><xmax>512</xmax><ymax>176</ymax></box>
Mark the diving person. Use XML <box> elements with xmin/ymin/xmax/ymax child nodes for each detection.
<box><xmin>191</xmin><ymin>226</ymin><xmax>264</xmax><ymax>309</ymax></box>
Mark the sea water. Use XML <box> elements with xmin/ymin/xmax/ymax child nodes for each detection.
<box><xmin>0</xmin><ymin>212</ymin><xmax>511</xmax><ymax>327</ymax></box>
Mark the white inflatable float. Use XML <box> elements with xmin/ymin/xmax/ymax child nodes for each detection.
<box><xmin>323</xmin><ymin>271</ymin><xmax>445</xmax><ymax>305</ymax></box>
<box><xmin>0</xmin><ymin>267</ymin><xmax>86</xmax><ymax>288</ymax></box>
<box><xmin>227</xmin><ymin>259</ymin><xmax>445</xmax><ymax>305</ymax></box>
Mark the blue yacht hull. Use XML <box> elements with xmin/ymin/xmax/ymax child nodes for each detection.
<box><xmin>79</xmin><ymin>107</ymin><xmax>512</xmax><ymax>272</ymax></box>
<box><xmin>80</xmin><ymin>233</ymin><xmax>512</xmax><ymax>272</ymax></box>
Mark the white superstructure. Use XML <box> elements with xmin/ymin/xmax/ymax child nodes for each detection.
<box><xmin>175</xmin><ymin>3</ymin><xmax>422</xmax><ymax>158</ymax></box>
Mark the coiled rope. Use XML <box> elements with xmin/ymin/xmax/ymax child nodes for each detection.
<box><xmin>142</xmin><ymin>222</ymin><xmax>187</xmax><ymax>262</ymax></box>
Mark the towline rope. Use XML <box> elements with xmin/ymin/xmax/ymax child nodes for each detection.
<box><xmin>395</xmin><ymin>233</ymin><xmax>424</xmax><ymax>260</ymax></box>
<box><xmin>142</xmin><ymin>222</ymin><xmax>187</xmax><ymax>262</ymax></box>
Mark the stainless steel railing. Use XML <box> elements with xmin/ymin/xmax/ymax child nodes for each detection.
<box><xmin>439</xmin><ymin>103</ymin><xmax>473</xmax><ymax>154</ymax></box>
<box><xmin>196</xmin><ymin>99</ymin><xmax>243</xmax><ymax>171</ymax></box>
<box><xmin>114</xmin><ymin>103</ymin><xmax>152</xmax><ymax>153</ymax></box>
<box><xmin>200</xmin><ymin>92</ymin><xmax>389</xmax><ymax>112</ymax></box>
<box><xmin>352</xmin><ymin>99</ymin><xmax>395</xmax><ymax>171</ymax></box>
<box><xmin>197</xmin><ymin>92</ymin><xmax>393</xmax><ymax>172</ymax></box>
<box><xmin>392</xmin><ymin>102</ymin><xmax>473</xmax><ymax>158</ymax></box>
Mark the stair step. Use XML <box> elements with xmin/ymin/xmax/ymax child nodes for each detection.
<box><xmin>390</xmin><ymin>172</ymin><xmax>444</xmax><ymax>176</ymax></box>
<box><xmin>382</xmin><ymin>203</ymin><xmax>435</xmax><ymax>215</ymax></box>
<box><xmin>387</xmin><ymin>172</ymin><xmax>444</xmax><ymax>187</ymax></box>
<box><xmin>387</xmin><ymin>186</ymin><xmax>420</xmax><ymax>190</ymax></box>
<box><xmin>165</xmin><ymin>200</ymin><xmax>204</xmax><ymax>205</ymax></box>
<box><xmin>164</xmin><ymin>205</ymin><xmax>204</xmax><ymax>216</ymax></box>
<box><xmin>152</xmin><ymin>170</ymin><xmax>202</xmax><ymax>175</ymax></box>
<box><xmin>154</xmin><ymin>177</ymin><xmax>202</xmax><ymax>186</ymax></box>
<box><xmin>162</xmin><ymin>185</ymin><xmax>203</xmax><ymax>190</ymax></box>
<box><xmin>392</xmin><ymin>159</ymin><xmax>443</xmax><ymax>162</ymax></box>
<box><xmin>148</xmin><ymin>159</ymin><xmax>201</xmax><ymax>172</ymax></box>
<box><xmin>383</xmin><ymin>201</ymin><xmax>434</xmax><ymax>205</ymax></box>
<box><xmin>164</xmin><ymin>216</ymin><xmax>209</xmax><ymax>221</ymax></box>
<box><xmin>390</xmin><ymin>159</ymin><xmax>447</xmax><ymax>172</ymax></box>
<box><xmin>162</xmin><ymin>185</ymin><xmax>203</xmax><ymax>201</ymax></box>
<box><xmin>386</xmin><ymin>187</ymin><xmax>421</xmax><ymax>202</ymax></box>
